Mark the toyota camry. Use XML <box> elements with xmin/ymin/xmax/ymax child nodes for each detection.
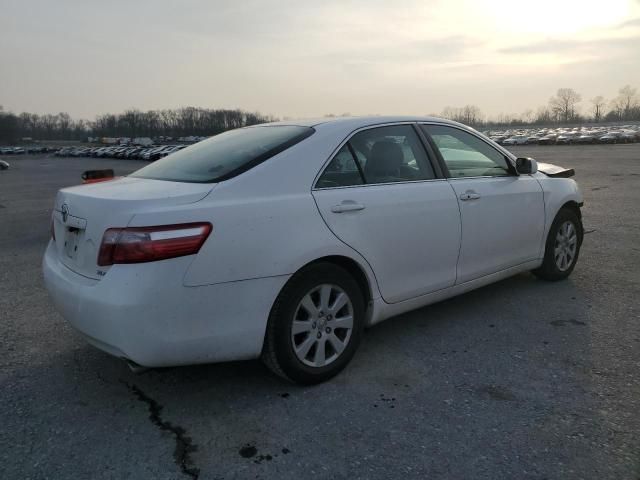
<box><xmin>43</xmin><ymin>116</ymin><xmax>584</xmax><ymax>384</ymax></box>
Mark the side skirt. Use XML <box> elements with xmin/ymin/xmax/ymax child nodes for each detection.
<box><xmin>368</xmin><ymin>259</ymin><xmax>541</xmax><ymax>326</ymax></box>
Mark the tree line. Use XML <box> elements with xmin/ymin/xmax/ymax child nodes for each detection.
<box><xmin>1</xmin><ymin>84</ymin><xmax>639</xmax><ymax>143</ymax></box>
<box><xmin>439</xmin><ymin>85</ymin><xmax>640</xmax><ymax>128</ymax></box>
<box><xmin>0</xmin><ymin>107</ymin><xmax>275</xmax><ymax>143</ymax></box>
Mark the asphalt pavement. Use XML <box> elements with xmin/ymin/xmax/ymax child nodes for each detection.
<box><xmin>1</xmin><ymin>145</ymin><xmax>639</xmax><ymax>479</ymax></box>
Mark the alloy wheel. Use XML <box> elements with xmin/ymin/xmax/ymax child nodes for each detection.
<box><xmin>291</xmin><ymin>284</ymin><xmax>354</xmax><ymax>368</ymax></box>
<box><xmin>554</xmin><ymin>221</ymin><xmax>578</xmax><ymax>272</ymax></box>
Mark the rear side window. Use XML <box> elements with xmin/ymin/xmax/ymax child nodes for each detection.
<box><xmin>316</xmin><ymin>125</ymin><xmax>435</xmax><ymax>188</ymax></box>
<box><xmin>131</xmin><ymin>125</ymin><xmax>314</xmax><ymax>183</ymax></box>
<box><xmin>315</xmin><ymin>144</ymin><xmax>364</xmax><ymax>188</ymax></box>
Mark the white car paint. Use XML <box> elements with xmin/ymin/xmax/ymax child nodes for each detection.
<box><xmin>446</xmin><ymin>175</ymin><xmax>545</xmax><ymax>283</ymax></box>
<box><xmin>313</xmin><ymin>180</ymin><xmax>461</xmax><ymax>303</ymax></box>
<box><xmin>43</xmin><ymin>116</ymin><xmax>583</xmax><ymax>368</ymax></box>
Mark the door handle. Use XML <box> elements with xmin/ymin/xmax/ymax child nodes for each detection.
<box><xmin>459</xmin><ymin>191</ymin><xmax>480</xmax><ymax>201</ymax></box>
<box><xmin>331</xmin><ymin>201</ymin><xmax>366</xmax><ymax>213</ymax></box>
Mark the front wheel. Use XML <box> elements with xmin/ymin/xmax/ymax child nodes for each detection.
<box><xmin>533</xmin><ymin>208</ymin><xmax>583</xmax><ymax>281</ymax></box>
<box><xmin>262</xmin><ymin>263</ymin><xmax>365</xmax><ymax>384</ymax></box>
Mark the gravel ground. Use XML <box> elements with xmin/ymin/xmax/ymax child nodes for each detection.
<box><xmin>1</xmin><ymin>145</ymin><xmax>639</xmax><ymax>480</ymax></box>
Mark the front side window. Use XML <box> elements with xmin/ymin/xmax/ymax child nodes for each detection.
<box><xmin>131</xmin><ymin>125</ymin><xmax>314</xmax><ymax>183</ymax></box>
<box><xmin>421</xmin><ymin>124</ymin><xmax>512</xmax><ymax>178</ymax></box>
<box><xmin>316</xmin><ymin>124</ymin><xmax>435</xmax><ymax>188</ymax></box>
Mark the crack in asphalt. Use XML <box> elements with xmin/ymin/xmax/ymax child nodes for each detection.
<box><xmin>121</xmin><ymin>381</ymin><xmax>200</xmax><ymax>479</ymax></box>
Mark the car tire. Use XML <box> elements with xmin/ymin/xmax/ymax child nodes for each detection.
<box><xmin>532</xmin><ymin>208</ymin><xmax>583</xmax><ymax>281</ymax></box>
<box><xmin>262</xmin><ymin>262</ymin><xmax>366</xmax><ymax>384</ymax></box>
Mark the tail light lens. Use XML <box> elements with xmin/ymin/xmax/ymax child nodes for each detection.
<box><xmin>51</xmin><ymin>217</ymin><xmax>56</xmax><ymax>241</ymax></box>
<box><xmin>97</xmin><ymin>222</ymin><xmax>212</xmax><ymax>266</ymax></box>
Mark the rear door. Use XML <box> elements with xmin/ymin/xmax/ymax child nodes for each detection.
<box><xmin>312</xmin><ymin>124</ymin><xmax>461</xmax><ymax>304</ymax></box>
<box><xmin>421</xmin><ymin>123</ymin><xmax>545</xmax><ymax>284</ymax></box>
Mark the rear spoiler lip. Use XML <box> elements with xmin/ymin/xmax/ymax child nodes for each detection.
<box><xmin>537</xmin><ymin>162</ymin><xmax>575</xmax><ymax>178</ymax></box>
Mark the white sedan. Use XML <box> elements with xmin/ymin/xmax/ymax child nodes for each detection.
<box><xmin>43</xmin><ymin>116</ymin><xmax>584</xmax><ymax>384</ymax></box>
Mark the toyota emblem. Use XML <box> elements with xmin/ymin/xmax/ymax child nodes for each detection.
<box><xmin>61</xmin><ymin>204</ymin><xmax>69</xmax><ymax>223</ymax></box>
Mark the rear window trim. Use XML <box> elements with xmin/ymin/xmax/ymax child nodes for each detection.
<box><xmin>131</xmin><ymin>126</ymin><xmax>316</xmax><ymax>184</ymax></box>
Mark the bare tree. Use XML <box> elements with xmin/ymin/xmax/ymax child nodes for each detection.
<box><xmin>608</xmin><ymin>97</ymin><xmax>625</xmax><ymax>121</ymax></box>
<box><xmin>461</xmin><ymin>105</ymin><xmax>482</xmax><ymax>125</ymax></box>
<box><xmin>590</xmin><ymin>96</ymin><xmax>606</xmax><ymax>122</ymax></box>
<box><xmin>616</xmin><ymin>85</ymin><xmax>638</xmax><ymax>120</ymax></box>
<box><xmin>57</xmin><ymin>112</ymin><xmax>72</xmax><ymax>139</ymax></box>
<box><xmin>440</xmin><ymin>105</ymin><xmax>483</xmax><ymax>126</ymax></box>
<box><xmin>534</xmin><ymin>106</ymin><xmax>553</xmax><ymax>124</ymax></box>
<box><xmin>0</xmin><ymin>106</ymin><xmax>275</xmax><ymax>143</ymax></box>
<box><xmin>549</xmin><ymin>88</ymin><xmax>582</xmax><ymax>123</ymax></box>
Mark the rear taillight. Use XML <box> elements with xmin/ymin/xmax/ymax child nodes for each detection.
<box><xmin>51</xmin><ymin>218</ymin><xmax>56</xmax><ymax>241</ymax></box>
<box><xmin>97</xmin><ymin>222</ymin><xmax>212</xmax><ymax>266</ymax></box>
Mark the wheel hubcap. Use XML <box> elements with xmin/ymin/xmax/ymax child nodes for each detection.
<box><xmin>291</xmin><ymin>284</ymin><xmax>354</xmax><ymax>368</ymax></box>
<box><xmin>554</xmin><ymin>221</ymin><xmax>578</xmax><ymax>272</ymax></box>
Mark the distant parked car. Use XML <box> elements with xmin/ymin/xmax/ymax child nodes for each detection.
<box><xmin>158</xmin><ymin>145</ymin><xmax>187</xmax><ymax>158</ymax></box>
<box><xmin>503</xmin><ymin>135</ymin><xmax>529</xmax><ymax>145</ymax></box>
<box><xmin>148</xmin><ymin>146</ymin><xmax>176</xmax><ymax>161</ymax></box>
<box><xmin>598</xmin><ymin>133</ymin><xmax>618</xmax><ymax>144</ymax></box>
<box><xmin>620</xmin><ymin>132</ymin><xmax>637</xmax><ymax>143</ymax></box>
<box><xmin>128</xmin><ymin>148</ymin><xmax>147</xmax><ymax>159</ymax></box>
<box><xmin>489</xmin><ymin>135</ymin><xmax>508</xmax><ymax>144</ymax></box>
<box><xmin>574</xmin><ymin>134</ymin><xmax>596</xmax><ymax>144</ymax></box>
<box><xmin>538</xmin><ymin>134</ymin><xmax>557</xmax><ymax>145</ymax></box>
<box><xmin>556</xmin><ymin>133</ymin><xmax>579</xmax><ymax>145</ymax></box>
<box><xmin>141</xmin><ymin>146</ymin><xmax>165</xmax><ymax>161</ymax></box>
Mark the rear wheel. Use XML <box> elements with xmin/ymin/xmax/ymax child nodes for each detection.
<box><xmin>533</xmin><ymin>208</ymin><xmax>583</xmax><ymax>281</ymax></box>
<box><xmin>262</xmin><ymin>263</ymin><xmax>365</xmax><ymax>384</ymax></box>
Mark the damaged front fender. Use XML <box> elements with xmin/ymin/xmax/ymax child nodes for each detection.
<box><xmin>537</xmin><ymin>162</ymin><xmax>575</xmax><ymax>178</ymax></box>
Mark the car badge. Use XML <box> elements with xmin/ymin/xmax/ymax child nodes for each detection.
<box><xmin>61</xmin><ymin>204</ymin><xmax>69</xmax><ymax>223</ymax></box>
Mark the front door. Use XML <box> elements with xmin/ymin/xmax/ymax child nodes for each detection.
<box><xmin>421</xmin><ymin>124</ymin><xmax>545</xmax><ymax>284</ymax></box>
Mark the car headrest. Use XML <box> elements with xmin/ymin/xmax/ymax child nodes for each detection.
<box><xmin>365</xmin><ymin>140</ymin><xmax>404</xmax><ymax>177</ymax></box>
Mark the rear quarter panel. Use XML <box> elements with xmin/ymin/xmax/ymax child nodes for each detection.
<box><xmin>127</xmin><ymin>130</ymin><xmax>381</xmax><ymax>295</ymax></box>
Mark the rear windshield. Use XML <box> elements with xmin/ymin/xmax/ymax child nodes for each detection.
<box><xmin>130</xmin><ymin>125</ymin><xmax>314</xmax><ymax>183</ymax></box>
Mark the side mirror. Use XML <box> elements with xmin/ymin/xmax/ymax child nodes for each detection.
<box><xmin>515</xmin><ymin>157</ymin><xmax>537</xmax><ymax>175</ymax></box>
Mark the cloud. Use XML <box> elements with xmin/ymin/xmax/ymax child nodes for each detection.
<box><xmin>616</xmin><ymin>16</ymin><xmax>640</xmax><ymax>27</ymax></box>
<box><xmin>322</xmin><ymin>35</ymin><xmax>477</xmax><ymax>61</ymax></box>
<box><xmin>498</xmin><ymin>35</ymin><xmax>640</xmax><ymax>55</ymax></box>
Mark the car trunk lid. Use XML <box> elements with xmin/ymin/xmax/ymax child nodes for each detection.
<box><xmin>51</xmin><ymin>177</ymin><xmax>215</xmax><ymax>279</ymax></box>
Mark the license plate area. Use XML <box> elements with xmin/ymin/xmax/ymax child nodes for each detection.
<box><xmin>64</xmin><ymin>227</ymin><xmax>82</xmax><ymax>259</ymax></box>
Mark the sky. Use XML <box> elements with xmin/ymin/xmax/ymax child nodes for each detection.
<box><xmin>1</xmin><ymin>0</ymin><xmax>639</xmax><ymax>120</ymax></box>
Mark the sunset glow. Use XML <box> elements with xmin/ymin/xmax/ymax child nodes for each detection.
<box><xmin>1</xmin><ymin>0</ymin><xmax>638</xmax><ymax>119</ymax></box>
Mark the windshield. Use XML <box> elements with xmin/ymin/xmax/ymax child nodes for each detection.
<box><xmin>130</xmin><ymin>125</ymin><xmax>314</xmax><ymax>183</ymax></box>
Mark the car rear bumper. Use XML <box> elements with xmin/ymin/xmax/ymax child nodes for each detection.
<box><xmin>42</xmin><ymin>241</ymin><xmax>289</xmax><ymax>367</ymax></box>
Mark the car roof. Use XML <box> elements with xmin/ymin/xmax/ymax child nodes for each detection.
<box><xmin>258</xmin><ymin>115</ymin><xmax>467</xmax><ymax>130</ymax></box>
